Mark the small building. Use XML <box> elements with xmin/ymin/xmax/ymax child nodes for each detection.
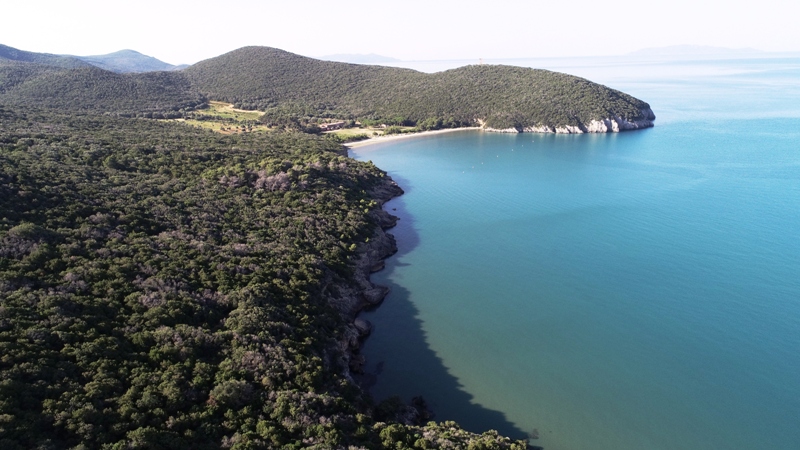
<box><xmin>320</xmin><ymin>121</ymin><xmax>345</xmax><ymax>131</ymax></box>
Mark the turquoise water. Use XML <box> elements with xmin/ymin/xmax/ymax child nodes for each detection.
<box><xmin>351</xmin><ymin>57</ymin><xmax>800</xmax><ymax>450</ymax></box>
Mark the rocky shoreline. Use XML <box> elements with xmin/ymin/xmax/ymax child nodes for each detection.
<box><xmin>482</xmin><ymin>107</ymin><xmax>656</xmax><ymax>134</ymax></box>
<box><xmin>329</xmin><ymin>106</ymin><xmax>655</xmax><ymax>375</ymax></box>
<box><xmin>321</xmin><ymin>172</ymin><xmax>404</xmax><ymax>380</ymax></box>
<box><xmin>331</xmin><ymin>106</ymin><xmax>654</xmax><ymax>380</ymax></box>
<box><xmin>346</xmin><ymin>108</ymin><xmax>656</xmax><ymax>149</ymax></box>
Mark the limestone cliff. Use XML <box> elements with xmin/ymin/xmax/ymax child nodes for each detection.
<box><xmin>485</xmin><ymin>107</ymin><xmax>656</xmax><ymax>134</ymax></box>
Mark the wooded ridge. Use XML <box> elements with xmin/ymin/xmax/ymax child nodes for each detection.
<box><xmin>1</xmin><ymin>44</ymin><xmax>654</xmax><ymax>132</ymax></box>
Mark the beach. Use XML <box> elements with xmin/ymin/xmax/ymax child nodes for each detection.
<box><xmin>343</xmin><ymin>127</ymin><xmax>481</xmax><ymax>149</ymax></box>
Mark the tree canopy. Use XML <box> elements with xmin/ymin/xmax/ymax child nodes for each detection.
<box><xmin>0</xmin><ymin>105</ymin><xmax>528</xmax><ymax>449</ymax></box>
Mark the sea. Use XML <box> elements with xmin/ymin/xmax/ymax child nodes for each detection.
<box><xmin>350</xmin><ymin>54</ymin><xmax>800</xmax><ymax>450</ymax></box>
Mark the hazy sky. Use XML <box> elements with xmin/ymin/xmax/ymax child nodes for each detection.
<box><xmin>3</xmin><ymin>0</ymin><xmax>798</xmax><ymax>65</ymax></box>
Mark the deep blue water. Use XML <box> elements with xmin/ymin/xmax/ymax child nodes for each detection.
<box><xmin>351</xmin><ymin>56</ymin><xmax>800</xmax><ymax>450</ymax></box>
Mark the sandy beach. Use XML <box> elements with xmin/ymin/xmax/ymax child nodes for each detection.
<box><xmin>344</xmin><ymin>127</ymin><xmax>481</xmax><ymax>149</ymax></box>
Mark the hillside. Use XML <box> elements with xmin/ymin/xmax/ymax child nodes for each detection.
<box><xmin>183</xmin><ymin>47</ymin><xmax>412</xmax><ymax>111</ymax></box>
<box><xmin>0</xmin><ymin>44</ymin><xmax>90</xmax><ymax>69</ymax></box>
<box><xmin>185</xmin><ymin>46</ymin><xmax>654</xmax><ymax>132</ymax></box>
<box><xmin>0</xmin><ymin>60</ymin><xmax>63</xmax><ymax>93</ymax></box>
<box><xmin>0</xmin><ymin>61</ymin><xmax>205</xmax><ymax>116</ymax></box>
<box><xmin>76</xmin><ymin>49</ymin><xmax>179</xmax><ymax>73</ymax></box>
<box><xmin>0</xmin><ymin>104</ymin><xmax>528</xmax><ymax>449</ymax></box>
<box><xmin>0</xmin><ymin>44</ymin><xmax>654</xmax><ymax>132</ymax></box>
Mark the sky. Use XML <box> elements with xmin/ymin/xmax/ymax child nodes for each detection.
<box><xmin>3</xmin><ymin>0</ymin><xmax>798</xmax><ymax>65</ymax></box>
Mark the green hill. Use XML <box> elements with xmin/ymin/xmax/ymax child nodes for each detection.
<box><xmin>0</xmin><ymin>44</ymin><xmax>654</xmax><ymax>132</ymax></box>
<box><xmin>183</xmin><ymin>46</ymin><xmax>412</xmax><ymax>112</ymax></box>
<box><xmin>185</xmin><ymin>46</ymin><xmax>654</xmax><ymax>132</ymax></box>
<box><xmin>0</xmin><ymin>60</ymin><xmax>62</xmax><ymax>93</ymax></box>
<box><xmin>0</xmin><ymin>62</ymin><xmax>205</xmax><ymax>116</ymax></box>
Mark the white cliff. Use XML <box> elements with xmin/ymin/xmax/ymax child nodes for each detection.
<box><xmin>485</xmin><ymin>107</ymin><xmax>656</xmax><ymax>134</ymax></box>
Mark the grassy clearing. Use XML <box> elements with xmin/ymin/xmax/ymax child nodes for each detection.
<box><xmin>166</xmin><ymin>102</ymin><xmax>271</xmax><ymax>134</ymax></box>
<box><xmin>194</xmin><ymin>101</ymin><xmax>263</xmax><ymax>121</ymax></box>
<box><xmin>171</xmin><ymin>104</ymin><xmax>423</xmax><ymax>138</ymax></box>
<box><xmin>170</xmin><ymin>119</ymin><xmax>271</xmax><ymax>135</ymax></box>
<box><xmin>328</xmin><ymin>127</ymin><xmax>383</xmax><ymax>137</ymax></box>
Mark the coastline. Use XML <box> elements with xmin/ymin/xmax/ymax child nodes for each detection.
<box><xmin>325</xmin><ymin>172</ymin><xmax>404</xmax><ymax>376</ymax></box>
<box><xmin>342</xmin><ymin>110</ymin><xmax>656</xmax><ymax>150</ymax></box>
<box><xmin>343</xmin><ymin>127</ymin><xmax>481</xmax><ymax>149</ymax></box>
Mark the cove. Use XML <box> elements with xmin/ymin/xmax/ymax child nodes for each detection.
<box><xmin>351</xmin><ymin>57</ymin><xmax>800</xmax><ymax>450</ymax></box>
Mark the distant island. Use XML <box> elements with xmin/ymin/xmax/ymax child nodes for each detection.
<box><xmin>0</xmin><ymin>43</ymin><xmax>655</xmax><ymax>449</ymax></box>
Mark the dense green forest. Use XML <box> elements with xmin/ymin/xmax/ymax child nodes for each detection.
<box><xmin>0</xmin><ymin>61</ymin><xmax>206</xmax><ymax>117</ymax></box>
<box><xmin>184</xmin><ymin>46</ymin><xmax>654</xmax><ymax>130</ymax></box>
<box><xmin>1</xmin><ymin>44</ymin><xmax>653</xmax><ymax>132</ymax></box>
<box><xmin>0</xmin><ymin>105</ymin><xmax>528</xmax><ymax>449</ymax></box>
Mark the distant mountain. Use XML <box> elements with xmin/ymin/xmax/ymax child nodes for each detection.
<box><xmin>317</xmin><ymin>53</ymin><xmax>401</xmax><ymax>64</ymax></box>
<box><xmin>0</xmin><ymin>44</ymin><xmax>91</xmax><ymax>69</ymax></box>
<box><xmin>185</xmin><ymin>46</ymin><xmax>654</xmax><ymax>132</ymax></box>
<box><xmin>0</xmin><ymin>44</ymin><xmax>181</xmax><ymax>73</ymax></box>
<box><xmin>75</xmin><ymin>49</ymin><xmax>179</xmax><ymax>73</ymax></box>
<box><xmin>628</xmin><ymin>45</ymin><xmax>765</xmax><ymax>58</ymax></box>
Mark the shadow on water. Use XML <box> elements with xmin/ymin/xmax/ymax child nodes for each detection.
<box><xmin>358</xmin><ymin>173</ymin><xmax>529</xmax><ymax>441</ymax></box>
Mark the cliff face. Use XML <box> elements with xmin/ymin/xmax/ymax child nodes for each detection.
<box><xmin>485</xmin><ymin>107</ymin><xmax>656</xmax><ymax>134</ymax></box>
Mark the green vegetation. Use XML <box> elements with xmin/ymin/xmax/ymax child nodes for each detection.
<box><xmin>0</xmin><ymin>62</ymin><xmax>205</xmax><ymax>117</ymax></box>
<box><xmin>325</xmin><ymin>128</ymin><xmax>376</xmax><ymax>144</ymax></box>
<box><xmin>195</xmin><ymin>101</ymin><xmax>264</xmax><ymax>121</ymax></box>
<box><xmin>1</xmin><ymin>44</ymin><xmax>653</xmax><ymax>134</ymax></box>
<box><xmin>0</xmin><ymin>105</ymin><xmax>528</xmax><ymax>449</ymax></box>
<box><xmin>185</xmin><ymin>46</ymin><xmax>653</xmax><ymax>131</ymax></box>
<box><xmin>175</xmin><ymin>102</ymin><xmax>271</xmax><ymax>134</ymax></box>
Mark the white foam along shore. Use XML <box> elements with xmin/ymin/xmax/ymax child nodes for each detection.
<box><xmin>343</xmin><ymin>127</ymin><xmax>482</xmax><ymax>149</ymax></box>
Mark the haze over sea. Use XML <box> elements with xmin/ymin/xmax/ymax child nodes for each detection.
<box><xmin>351</xmin><ymin>54</ymin><xmax>800</xmax><ymax>450</ymax></box>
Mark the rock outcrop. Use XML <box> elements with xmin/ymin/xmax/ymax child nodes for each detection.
<box><xmin>485</xmin><ymin>107</ymin><xmax>656</xmax><ymax>134</ymax></box>
<box><xmin>323</xmin><ymin>174</ymin><xmax>403</xmax><ymax>376</ymax></box>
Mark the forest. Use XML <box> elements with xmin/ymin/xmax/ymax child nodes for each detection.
<box><xmin>1</xmin><ymin>45</ymin><xmax>653</xmax><ymax>132</ymax></box>
<box><xmin>0</xmin><ymin>105</ymin><xmax>529</xmax><ymax>449</ymax></box>
<box><xmin>185</xmin><ymin>47</ymin><xmax>653</xmax><ymax>131</ymax></box>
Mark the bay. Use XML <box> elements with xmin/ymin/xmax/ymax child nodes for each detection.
<box><xmin>351</xmin><ymin>56</ymin><xmax>800</xmax><ymax>450</ymax></box>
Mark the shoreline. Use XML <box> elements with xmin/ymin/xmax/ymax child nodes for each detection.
<box><xmin>330</xmin><ymin>173</ymin><xmax>404</xmax><ymax>377</ymax></box>
<box><xmin>343</xmin><ymin>127</ymin><xmax>481</xmax><ymax>149</ymax></box>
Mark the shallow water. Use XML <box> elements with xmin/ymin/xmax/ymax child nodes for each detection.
<box><xmin>351</xmin><ymin>56</ymin><xmax>800</xmax><ymax>450</ymax></box>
